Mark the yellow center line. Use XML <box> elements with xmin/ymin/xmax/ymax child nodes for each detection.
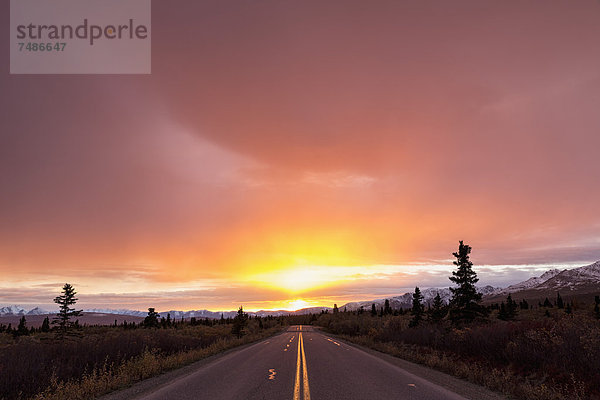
<box><xmin>293</xmin><ymin>332</ymin><xmax>301</xmax><ymax>400</ymax></box>
<box><xmin>300</xmin><ymin>332</ymin><xmax>311</xmax><ymax>400</ymax></box>
<box><xmin>292</xmin><ymin>329</ymin><xmax>311</xmax><ymax>400</ymax></box>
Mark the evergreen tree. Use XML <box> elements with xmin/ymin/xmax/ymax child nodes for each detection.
<box><xmin>231</xmin><ymin>306</ymin><xmax>248</xmax><ymax>338</ymax></box>
<box><xmin>565</xmin><ymin>302</ymin><xmax>572</xmax><ymax>314</ymax></box>
<box><xmin>543</xmin><ymin>297</ymin><xmax>553</xmax><ymax>308</ymax></box>
<box><xmin>371</xmin><ymin>303</ymin><xmax>377</xmax><ymax>317</ymax></box>
<box><xmin>409</xmin><ymin>287</ymin><xmax>425</xmax><ymax>327</ymax></box>
<box><xmin>430</xmin><ymin>292</ymin><xmax>446</xmax><ymax>322</ymax></box>
<box><xmin>333</xmin><ymin>304</ymin><xmax>339</xmax><ymax>314</ymax></box>
<box><xmin>498</xmin><ymin>302</ymin><xmax>507</xmax><ymax>320</ymax></box>
<box><xmin>506</xmin><ymin>294</ymin><xmax>518</xmax><ymax>319</ymax></box>
<box><xmin>144</xmin><ymin>308</ymin><xmax>160</xmax><ymax>328</ymax></box>
<box><xmin>53</xmin><ymin>283</ymin><xmax>83</xmax><ymax>338</ymax></box>
<box><xmin>166</xmin><ymin>313</ymin><xmax>172</xmax><ymax>327</ymax></box>
<box><xmin>448</xmin><ymin>241</ymin><xmax>486</xmax><ymax>322</ymax></box>
<box><xmin>41</xmin><ymin>316</ymin><xmax>50</xmax><ymax>332</ymax></box>
<box><xmin>556</xmin><ymin>292</ymin><xmax>564</xmax><ymax>309</ymax></box>
<box><xmin>16</xmin><ymin>316</ymin><xmax>28</xmax><ymax>336</ymax></box>
<box><xmin>594</xmin><ymin>296</ymin><xmax>600</xmax><ymax>319</ymax></box>
<box><xmin>384</xmin><ymin>299</ymin><xmax>392</xmax><ymax>315</ymax></box>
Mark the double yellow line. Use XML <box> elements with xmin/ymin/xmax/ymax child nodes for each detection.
<box><xmin>293</xmin><ymin>331</ymin><xmax>311</xmax><ymax>400</ymax></box>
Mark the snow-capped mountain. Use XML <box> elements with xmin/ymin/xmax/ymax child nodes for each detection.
<box><xmin>500</xmin><ymin>269</ymin><xmax>563</xmax><ymax>293</ymax></box>
<box><xmin>534</xmin><ymin>261</ymin><xmax>600</xmax><ymax>291</ymax></box>
<box><xmin>3</xmin><ymin>261</ymin><xmax>598</xmax><ymax>319</ymax></box>
<box><xmin>341</xmin><ymin>285</ymin><xmax>501</xmax><ymax>311</ymax></box>
<box><xmin>341</xmin><ymin>261</ymin><xmax>600</xmax><ymax>310</ymax></box>
<box><xmin>84</xmin><ymin>308</ymin><xmax>148</xmax><ymax>317</ymax></box>
<box><xmin>494</xmin><ymin>261</ymin><xmax>600</xmax><ymax>295</ymax></box>
<box><xmin>0</xmin><ymin>305</ymin><xmax>26</xmax><ymax>315</ymax></box>
<box><xmin>26</xmin><ymin>307</ymin><xmax>49</xmax><ymax>315</ymax></box>
<box><xmin>484</xmin><ymin>260</ymin><xmax>600</xmax><ymax>302</ymax></box>
<box><xmin>0</xmin><ymin>305</ymin><xmax>49</xmax><ymax>316</ymax></box>
<box><xmin>80</xmin><ymin>307</ymin><xmax>332</xmax><ymax>319</ymax></box>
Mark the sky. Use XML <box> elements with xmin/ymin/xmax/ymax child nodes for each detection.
<box><xmin>1</xmin><ymin>0</ymin><xmax>600</xmax><ymax>312</ymax></box>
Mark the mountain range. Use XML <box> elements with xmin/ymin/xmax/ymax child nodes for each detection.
<box><xmin>2</xmin><ymin>260</ymin><xmax>599</xmax><ymax>318</ymax></box>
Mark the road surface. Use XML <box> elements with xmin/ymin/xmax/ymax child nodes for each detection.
<box><xmin>110</xmin><ymin>326</ymin><xmax>504</xmax><ymax>400</ymax></box>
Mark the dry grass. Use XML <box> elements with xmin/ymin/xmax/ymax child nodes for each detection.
<box><xmin>317</xmin><ymin>308</ymin><xmax>600</xmax><ymax>400</ymax></box>
<box><xmin>31</xmin><ymin>330</ymin><xmax>280</xmax><ymax>400</ymax></box>
<box><xmin>0</xmin><ymin>320</ymin><xmax>282</xmax><ymax>400</ymax></box>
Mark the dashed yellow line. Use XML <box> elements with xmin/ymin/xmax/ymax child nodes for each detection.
<box><xmin>292</xmin><ymin>331</ymin><xmax>310</xmax><ymax>400</ymax></box>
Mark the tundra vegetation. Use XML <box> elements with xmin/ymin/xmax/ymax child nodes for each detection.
<box><xmin>313</xmin><ymin>242</ymin><xmax>600</xmax><ymax>400</ymax></box>
<box><xmin>1</xmin><ymin>242</ymin><xmax>599</xmax><ymax>400</ymax></box>
<box><xmin>0</xmin><ymin>286</ymin><xmax>283</xmax><ymax>400</ymax></box>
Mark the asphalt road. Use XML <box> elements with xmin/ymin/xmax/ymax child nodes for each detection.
<box><xmin>118</xmin><ymin>325</ymin><xmax>502</xmax><ymax>400</ymax></box>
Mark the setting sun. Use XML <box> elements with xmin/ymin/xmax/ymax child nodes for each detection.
<box><xmin>249</xmin><ymin>267</ymin><xmax>341</xmax><ymax>294</ymax></box>
<box><xmin>287</xmin><ymin>299</ymin><xmax>311</xmax><ymax>311</ymax></box>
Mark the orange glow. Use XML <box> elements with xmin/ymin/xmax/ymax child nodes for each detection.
<box><xmin>2</xmin><ymin>1</ymin><xmax>599</xmax><ymax>312</ymax></box>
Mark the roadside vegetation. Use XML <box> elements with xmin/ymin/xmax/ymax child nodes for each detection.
<box><xmin>0</xmin><ymin>286</ymin><xmax>284</xmax><ymax>400</ymax></box>
<box><xmin>2</xmin><ymin>242</ymin><xmax>598</xmax><ymax>400</ymax></box>
<box><xmin>314</xmin><ymin>242</ymin><xmax>600</xmax><ymax>400</ymax></box>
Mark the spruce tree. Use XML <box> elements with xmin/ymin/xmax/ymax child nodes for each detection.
<box><xmin>231</xmin><ymin>306</ymin><xmax>248</xmax><ymax>338</ymax></box>
<box><xmin>594</xmin><ymin>296</ymin><xmax>600</xmax><ymax>319</ymax></box>
<box><xmin>144</xmin><ymin>308</ymin><xmax>160</xmax><ymax>328</ymax></box>
<box><xmin>409</xmin><ymin>287</ymin><xmax>425</xmax><ymax>327</ymax></box>
<box><xmin>506</xmin><ymin>294</ymin><xmax>518</xmax><ymax>319</ymax></box>
<box><xmin>565</xmin><ymin>302</ymin><xmax>572</xmax><ymax>314</ymax></box>
<box><xmin>448</xmin><ymin>241</ymin><xmax>486</xmax><ymax>322</ymax></box>
<box><xmin>333</xmin><ymin>304</ymin><xmax>339</xmax><ymax>314</ymax></box>
<box><xmin>384</xmin><ymin>299</ymin><xmax>392</xmax><ymax>315</ymax></box>
<box><xmin>371</xmin><ymin>303</ymin><xmax>377</xmax><ymax>317</ymax></box>
<box><xmin>543</xmin><ymin>297</ymin><xmax>553</xmax><ymax>308</ymax></box>
<box><xmin>498</xmin><ymin>302</ymin><xmax>507</xmax><ymax>320</ymax></box>
<box><xmin>16</xmin><ymin>316</ymin><xmax>28</xmax><ymax>336</ymax></box>
<box><xmin>430</xmin><ymin>292</ymin><xmax>446</xmax><ymax>322</ymax></box>
<box><xmin>41</xmin><ymin>316</ymin><xmax>50</xmax><ymax>332</ymax></box>
<box><xmin>53</xmin><ymin>283</ymin><xmax>83</xmax><ymax>338</ymax></box>
<box><xmin>556</xmin><ymin>292</ymin><xmax>564</xmax><ymax>309</ymax></box>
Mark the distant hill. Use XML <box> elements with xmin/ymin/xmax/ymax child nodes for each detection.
<box><xmin>342</xmin><ymin>261</ymin><xmax>600</xmax><ymax>309</ymax></box>
<box><xmin>0</xmin><ymin>305</ymin><xmax>48</xmax><ymax>316</ymax></box>
<box><xmin>484</xmin><ymin>260</ymin><xmax>600</xmax><ymax>303</ymax></box>
<box><xmin>340</xmin><ymin>285</ymin><xmax>501</xmax><ymax>311</ymax></box>
<box><xmin>0</xmin><ymin>305</ymin><xmax>332</xmax><ymax>320</ymax></box>
<box><xmin>0</xmin><ymin>313</ymin><xmax>144</xmax><ymax>328</ymax></box>
<box><xmin>2</xmin><ymin>261</ymin><xmax>598</xmax><ymax>322</ymax></box>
